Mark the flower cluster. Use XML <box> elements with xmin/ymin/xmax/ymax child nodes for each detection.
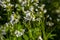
<box><xmin>10</xmin><ymin>13</ymin><xmax>20</xmax><ymax>25</ymax></box>
<box><xmin>14</xmin><ymin>29</ymin><xmax>25</xmax><ymax>37</ymax></box>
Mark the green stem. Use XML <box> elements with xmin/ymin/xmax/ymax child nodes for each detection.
<box><xmin>41</xmin><ymin>12</ymin><xmax>47</xmax><ymax>40</ymax></box>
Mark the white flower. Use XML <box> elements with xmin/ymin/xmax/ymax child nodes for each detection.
<box><xmin>12</xmin><ymin>12</ymin><xmax>15</xmax><ymax>14</ymax></box>
<box><xmin>15</xmin><ymin>4</ymin><xmax>18</xmax><ymax>8</ymax></box>
<box><xmin>49</xmin><ymin>17</ymin><xmax>52</xmax><ymax>20</ymax></box>
<box><xmin>43</xmin><ymin>9</ymin><xmax>47</xmax><ymax>13</ymax></box>
<box><xmin>15</xmin><ymin>30</ymin><xmax>23</xmax><ymax>37</ymax></box>
<box><xmin>10</xmin><ymin>14</ymin><xmax>14</xmax><ymax>21</ymax></box>
<box><xmin>46</xmin><ymin>15</ymin><xmax>50</xmax><ymax>18</ymax></box>
<box><xmin>7</xmin><ymin>0</ymin><xmax>10</xmax><ymax>2</ymax></box>
<box><xmin>8</xmin><ymin>3</ymin><xmax>14</xmax><ymax>7</ymax></box>
<box><xmin>2</xmin><ymin>1</ymin><xmax>6</xmax><ymax>4</ymax></box>
<box><xmin>15</xmin><ymin>4</ymin><xmax>19</xmax><ymax>8</ymax></box>
<box><xmin>5</xmin><ymin>23</ymin><xmax>9</xmax><ymax>27</ymax></box>
<box><xmin>57</xmin><ymin>18</ymin><xmax>60</xmax><ymax>22</ymax></box>
<box><xmin>40</xmin><ymin>4</ymin><xmax>45</xmax><ymax>11</ymax></box>
<box><xmin>10</xmin><ymin>14</ymin><xmax>20</xmax><ymax>25</ymax></box>
<box><xmin>21</xmin><ymin>0</ymin><xmax>27</xmax><ymax>6</ymax></box>
<box><xmin>31</xmin><ymin>13</ymin><xmax>35</xmax><ymax>21</ymax></box>
<box><xmin>46</xmin><ymin>22</ymin><xmax>54</xmax><ymax>26</ymax></box>
<box><xmin>14</xmin><ymin>19</ymin><xmax>19</xmax><ymax>23</ymax></box>
<box><xmin>0</xmin><ymin>0</ymin><xmax>2</xmax><ymax>5</ymax></box>
<box><xmin>35</xmin><ymin>0</ymin><xmax>39</xmax><ymax>3</ymax></box>
<box><xmin>58</xmin><ymin>15</ymin><xmax>60</xmax><ymax>17</ymax></box>
<box><xmin>31</xmin><ymin>0</ymin><xmax>34</xmax><ymax>2</ymax></box>
<box><xmin>10</xmin><ymin>14</ymin><xmax>14</xmax><ymax>25</ymax></box>
<box><xmin>36</xmin><ymin>18</ymin><xmax>41</xmax><ymax>21</ymax></box>
<box><xmin>35</xmin><ymin>9</ymin><xmax>38</xmax><ymax>11</ymax></box>
<box><xmin>10</xmin><ymin>13</ymin><xmax>20</xmax><ymax>25</ymax></box>
<box><xmin>14</xmin><ymin>30</ymin><xmax>25</xmax><ymax>37</ymax></box>
<box><xmin>56</xmin><ymin>9</ymin><xmax>60</xmax><ymax>13</ymax></box>
<box><xmin>25</xmin><ymin>10</ymin><xmax>31</xmax><ymax>17</ymax></box>
<box><xmin>29</xmin><ymin>6</ymin><xmax>34</xmax><ymax>12</ymax></box>
<box><xmin>1</xmin><ymin>30</ymin><xmax>6</xmax><ymax>35</ymax></box>
<box><xmin>38</xmin><ymin>36</ymin><xmax>43</xmax><ymax>40</ymax></box>
<box><xmin>24</xmin><ymin>16</ymin><xmax>31</xmax><ymax>21</ymax></box>
<box><xmin>3</xmin><ymin>4</ymin><xmax>7</xmax><ymax>8</ymax></box>
<box><xmin>24</xmin><ymin>10</ymin><xmax>35</xmax><ymax>21</ymax></box>
<box><xmin>32</xmin><ymin>17</ymin><xmax>35</xmax><ymax>21</ymax></box>
<box><xmin>34</xmin><ymin>3</ymin><xmax>38</xmax><ymax>6</ymax></box>
<box><xmin>24</xmin><ymin>10</ymin><xmax>31</xmax><ymax>21</ymax></box>
<box><xmin>41</xmin><ymin>4</ymin><xmax>45</xmax><ymax>8</ymax></box>
<box><xmin>19</xmin><ymin>0</ymin><xmax>22</xmax><ymax>3</ymax></box>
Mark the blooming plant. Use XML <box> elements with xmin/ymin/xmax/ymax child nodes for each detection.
<box><xmin>0</xmin><ymin>0</ymin><xmax>60</xmax><ymax>40</ymax></box>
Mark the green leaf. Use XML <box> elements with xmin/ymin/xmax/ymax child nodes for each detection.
<box><xmin>23</xmin><ymin>34</ymin><xmax>29</xmax><ymax>40</ymax></box>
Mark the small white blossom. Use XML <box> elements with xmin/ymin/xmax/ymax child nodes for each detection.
<box><xmin>7</xmin><ymin>0</ymin><xmax>10</xmax><ymax>2</ymax></box>
<box><xmin>5</xmin><ymin>23</ymin><xmax>9</xmax><ymax>27</ymax></box>
<box><xmin>35</xmin><ymin>0</ymin><xmax>39</xmax><ymax>3</ymax></box>
<box><xmin>40</xmin><ymin>4</ymin><xmax>45</xmax><ymax>11</ymax></box>
<box><xmin>14</xmin><ymin>19</ymin><xmax>19</xmax><ymax>24</ymax></box>
<box><xmin>10</xmin><ymin>14</ymin><xmax>14</xmax><ymax>25</ymax></box>
<box><xmin>43</xmin><ymin>9</ymin><xmax>47</xmax><ymax>13</ymax></box>
<box><xmin>46</xmin><ymin>15</ymin><xmax>50</xmax><ymax>18</ymax></box>
<box><xmin>26</xmin><ymin>11</ymin><xmax>31</xmax><ymax>17</ymax></box>
<box><xmin>24</xmin><ymin>10</ymin><xmax>31</xmax><ymax>21</ymax></box>
<box><xmin>36</xmin><ymin>18</ymin><xmax>41</xmax><ymax>21</ymax></box>
<box><xmin>38</xmin><ymin>6</ymin><xmax>41</xmax><ymax>8</ymax></box>
<box><xmin>1</xmin><ymin>30</ymin><xmax>6</xmax><ymax>35</ymax></box>
<box><xmin>32</xmin><ymin>17</ymin><xmax>35</xmax><ymax>21</ymax></box>
<box><xmin>19</xmin><ymin>0</ymin><xmax>22</xmax><ymax>3</ymax></box>
<box><xmin>34</xmin><ymin>3</ymin><xmax>38</xmax><ymax>6</ymax></box>
<box><xmin>56</xmin><ymin>9</ymin><xmax>60</xmax><ymax>13</ymax></box>
<box><xmin>49</xmin><ymin>17</ymin><xmax>52</xmax><ymax>20</ymax></box>
<box><xmin>2</xmin><ymin>1</ymin><xmax>6</xmax><ymax>4</ymax></box>
<box><xmin>46</xmin><ymin>22</ymin><xmax>54</xmax><ymax>26</ymax></box>
<box><xmin>14</xmin><ymin>30</ymin><xmax>25</xmax><ymax>37</ymax></box>
<box><xmin>29</xmin><ymin>6</ymin><xmax>34</xmax><ymax>12</ymax></box>
<box><xmin>38</xmin><ymin>36</ymin><xmax>43</xmax><ymax>40</ymax></box>
<box><xmin>10</xmin><ymin>13</ymin><xmax>20</xmax><ymax>25</ymax></box>
<box><xmin>15</xmin><ymin>4</ymin><xmax>18</xmax><ymax>8</ymax></box>
<box><xmin>58</xmin><ymin>15</ymin><xmax>60</xmax><ymax>17</ymax></box>
<box><xmin>0</xmin><ymin>0</ymin><xmax>2</xmax><ymax>5</ymax></box>
<box><xmin>8</xmin><ymin>3</ymin><xmax>14</xmax><ymax>7</ymax></box>
<box><xmin>15</xmin><ymin>30</ymin><xmax>23</xmax><ymax>37</ymax></box>
<box><xmin>21</xmin><ymin>0</ymin><xmax>27</xmax><ymax>6</ymax></box>
<box><xmin>3</xmin><ymin>4</ymin><xmax>7</xmax><ymax>8</ymax></box>
<box><xmin>41</xmin><ymin>4</ymin><xmax>45</xmax><ymax>8</ymax></box>
<box><xmin>24</xmin><ymin>10</ymin><xmax>35</xmax><ymax>21</ymax></box>
<box><xmin>35</xmin><ymin>9</ymin><xmax>38</xmax><ymax>11</ymax></box>
<box><xmin>12</xmin><ymin>12</ymin><xmax>15</xmax><ymax>14</ymax></box>
<box><xmin>31</xmin><ymin>0</ymin><xmax>34</xmax><ymax>2</ymax></box>
<box><xmin>57</xmin><ymin>18</ymin><xmax>60</xmax><ymax>22</ymax></box>
<box><xmin>22</xmin><ymin>29</ymin><xmax>25</xmax><ymax>33</ymax></box>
